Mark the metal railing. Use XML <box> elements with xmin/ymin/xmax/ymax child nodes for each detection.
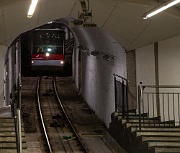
<box><xmin>15</xmin><ymin>109</ymin><xmax>22</xmax><ymax>153</ymax></box>
<box><xmin>114</xmin><ymin>74</ymin><xmax>129</xmax><ymax>117</ymax></box>
<box><xmin>11</xmin><ymin>76</ymin><xmax>22</xmax><ymax>153</ymax></box>
<box><xmin>138</xmin><ymin>82</ymin><xmax>180</xmax><ymax>129</ymax></box>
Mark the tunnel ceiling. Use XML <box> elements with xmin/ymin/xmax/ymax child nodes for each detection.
<box><xmin>1</xmin><ymin>0</ymin><xmax>180</xmax><ymax>51</ymax></box>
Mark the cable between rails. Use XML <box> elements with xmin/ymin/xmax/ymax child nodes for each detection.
<box><xmin>53</xmin><ymin>77</ymin><xmax>90</xmax><ymax>153</ymax></box>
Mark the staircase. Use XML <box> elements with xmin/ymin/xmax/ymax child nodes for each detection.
<box><xmin>109</xmin><ymin>112</ymin><xmax>180</xmax><ymax>153</ymax></box>
<box><xmin>0</xmin><ymin>117</ymin><xmax>27</xmax><ymax>153</ymax></box>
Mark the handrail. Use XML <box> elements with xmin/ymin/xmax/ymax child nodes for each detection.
<box><xmin>138</xmin><ymin>82</ymin><xmax>180</xmax><ymax>130</ymax></box>
<box><xmin>142</xmin><ymin>85</ymin><xmax>180</xmax><ymax>88</ymax></box>
<box><xmin>113</xmin><ymin>74</ymin><xmax>128</xmax><ymax>81</ymax></box>
<box><xmin>113</xmin><ymin>74</ymin><xmax>129</xmax><ymax>118</ymax></box>
<box><xmin>16</xmin><ymin>109</ymin><xmax>22</xmax><ymax>153</ymax></box>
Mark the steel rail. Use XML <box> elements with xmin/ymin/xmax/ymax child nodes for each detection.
<box><xmin>36</xmin><ymin>77</ymin><xmax>53</xmax><ymax>153</ymax></box>
<box><xmin>53</xmin><ymin>77</ymin><xmax>89</xmax><ymax>153</ymax></box>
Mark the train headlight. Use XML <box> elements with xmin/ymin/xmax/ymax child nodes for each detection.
<box><xmin>47</xmin><ymin>48</ymin><xmax>52</xmax><ymax>52</ymax></box>
<box><xmin>60</xmin><ymin>61</ymin><xmax>64</xmax><ymax>64</ymax></box>
<box><xmin>31</xmin><ymin>60</ymin><xmax>34</xmax><ymax>64</ymax></box>
<box><xmin>46</xmin><ymin>53</ymin><xmax>50</xmax><ymax>57</ymax></box>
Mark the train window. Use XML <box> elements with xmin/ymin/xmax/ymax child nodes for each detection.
<box><xmin>32</xmin><ymin>30</ymin><xmax>64</xmax><ymax>54</ymax></box>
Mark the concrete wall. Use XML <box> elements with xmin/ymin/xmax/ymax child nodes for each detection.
<box><xmin>71</xmin><ymin>25</ymin><xmax>180</xmax><ymax>126</ymax></box>
<box><xmin>135</xmin><ymin>35</ymin><xmax>180</xmax><ymax>90</ymax></box>
<box><xmin>0</xmin><ymin>45</ymin><xmax>8</xmax><ymax>108</ymax></box>
<box><xmin>135</xmin><ymin>35</ymin><xmax>180</xmax><ymax>123</ymax></box>
<box><xmin>158</xmin><ymin>35</ymin><xmax>180</xmax><ymax>85</ymax></box>
<box><xmin>126</xmin><ymin>50</ymin><xmax>137</xmax><ymax>110</ymax></box>
<box><xmin>72</xmin><ymin>26</ymin><xmax>180</xmax><ymax>126</ymax></box>
<box><xmin>73</xmin><ymin>27</ymin><xmax>126</xmax><ymax>127</ymax></box>
<box><xmin>136</xmin><ymin>44</ymin><xmax>155</xmax><ymax>86</ymax></box>
<box><xmin>158</xmin><ymin>36</ymin><xmax>180</xmax><ymax>124</ymax></box>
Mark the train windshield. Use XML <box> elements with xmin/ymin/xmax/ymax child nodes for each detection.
<box><xmin>33</xmin><ymin>30</ymin><xmax>64</xmax><ymax>54</ymax></box>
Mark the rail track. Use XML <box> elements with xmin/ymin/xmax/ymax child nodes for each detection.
<box><xmin>36</xmin><ymin>76</ymin><xmax>89</xmax><ymax>153</ymax></box>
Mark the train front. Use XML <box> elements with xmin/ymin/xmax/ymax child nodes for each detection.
<box><xmin>31</xmin><ymin>29</ymin><xmax>65</xmax><ymax>74</ymax></box>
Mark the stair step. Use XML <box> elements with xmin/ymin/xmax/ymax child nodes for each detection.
<box><xmin>138</xmin><ymin>135</ymin><xmax>180</xmax><ymax>142</ymax></box>
<box><xmin>0</xmin><ymin>141</ymin><xmax>26</xmax><ymax>143</ymax></box>
<box><xmin>0</xmin><ymin>129</ymin><xmax>24</xmax><ymax>132</ymax></box>
<box><xmin>0</xmin><ymin>149</ymin><xmax>27</xmax><ymax>153</ymax></box>
<box><xmin>0</xmin><ymin>128</ymin><xmax>15</xmax><ymax>131</ymax></box>
<box><xmin>111</xmin><ymin>112</ymin><xmax>148</xmax><ymax>121</ymax></box>
<box><xmin>122</xmin><ymin>118</ymin><xmax>160</xmax><ymax>124</ymax></box>
<box><xmin>126</xmin><ymin>122</ymin><xmax>175</xmax><ymax>128</ymax></box>
<box><xmin>0</xmin><ymin>123</ymin><xmax>15</xmax><ymax>127</ymax></box>
<box><xmin>0</xmin><ymin>143</ymin><xmax>27</xmax><ymax>148</ymax></box>
<box><xmin>0</xmin><ymin>131</ymin><xmax>25</xmax><ymax>137</ymax></box>
<box><xmin>149</xmin><ymin>146</ymin><xmax>180</xmax><ymax>153</ymax></box>
<box><xmin>136</xmin><ymin>131</ymin><xmax>180</xmax><ymax>137</ymax></box>
<box><xmin>0</xmin><ymin>118</ymin><xmax>14</xmax><ymax>123</ymax></box>
<box><xmin>110</xmin><ymin>111</ymin><xmax>180</xmax><ymax>153</ymax></box>
<box><xmin>121</xmin><ymin>116</ymin><xmax>159</xmax><ymax>120</ymax></box>
<box><xmin>140</xmin><ymin>141</ymin><xmax>180</xmax><ymax>153</ymax></box>
<box><xmin>0</xmin><ymin>137</ymin><xmax>26</xmax><ymax>142</ymax></box>
<box><xmin>112</xmin><ymin>112</ymin><xmax>136</xmax><ymax>117</ymax></box>
<box><xmin>0</xmin><ymin>117</ymin><xmax>27</xmax><ymax>153</ymax></box>
<box><xmin>147</xmin><ymin>140</ymin><xmax>180</xmax><ymax>147</ymax></box>
<box><xmin>131</xmin><ymin>127</ymin><xmax>180</xmax><ymax>132</ymax></box>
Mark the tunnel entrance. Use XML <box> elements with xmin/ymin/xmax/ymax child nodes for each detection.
<box><xmin>20</xmin><ymin>22</ymin><xmax>74</xmax><ymax>77</ymax></box>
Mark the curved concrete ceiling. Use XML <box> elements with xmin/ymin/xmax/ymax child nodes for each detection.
<box><xmin>1</xmin><ymin>0</ymin><xmax>180</xmax><ymax>51</ymax></box>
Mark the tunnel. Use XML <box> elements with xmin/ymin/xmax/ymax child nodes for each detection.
<box><xmin>1</xmin><ymin>1</ymin><xmax>180</xmax><ymax>153</ymax></box>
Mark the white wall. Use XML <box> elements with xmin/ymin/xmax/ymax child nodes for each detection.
<box><xmin>0</xmin><ymin>45</ymin><xmax>8</xmax><ymax>108</ymax></box>
<box><xmin>136</xmin><ymin>44</ymin><xmax>156</xmax><ymax>117</ymax></box>
<box><xmin>136</xmin><ymin>35</ymin><xmax>180</xmax><ymax>89</ymax></box>
<box><xmin>159</xmin><ymin>35</ymin><xmax>180</xmax><ymax>85</ymax></box>
<box><xmin>71</xmin><ymin>25</ymin><xmax>180</xmax><ymax>126</ymax></box>
<box><xmin>135</xmin><ymin>35</ymin><xmax>180</xmax><ymax>124</ymax></box>
<box><xmin>136</xmin><ymin>44</ymin><xmax>155</xmax><ymax>86</ymax></box>
<box><xmin>73</xmin><ymin>27</ymin><xmax>126</xmax><ymax>127</ymax></box>
<box><xmin>158</xmin><ymin>35</ymin><xmax>180</xmax><ymax>124</ymax></box>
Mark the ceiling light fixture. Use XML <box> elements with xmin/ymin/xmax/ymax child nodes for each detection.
<box><xmin>27</xmin><ymin>0</ymin><xmax>39</xmax><ymax>18</ymax></box>
<box><xmin>143</xmin><ymin>0</ymin><xmax>180</xmax><ymax>19</ymax></box>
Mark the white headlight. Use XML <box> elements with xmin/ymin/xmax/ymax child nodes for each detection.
<box><xmin>47</xmin><ymin>48</ymin><xmax>52</xmax><ymax>52</ymax></box>
<box><xmin>46</xmin><ymin>53</ymin><xmax>50</xmax><ymax>57</ymax></box>
<box><xmin>60</xmin><ymin>61</ymin><xmax>64</xmax><ymax>64</ymax></box>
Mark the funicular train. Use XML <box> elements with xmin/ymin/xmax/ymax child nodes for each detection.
<box><xmin>20</xmin><ymin>22</ymin><xmax>74</xmax><ymax>76</ymax></box>
<box><xmin>4</xmin><ymin>21</ymin><xmax>74</xmax><ymax>116</ymax></box>
<box><xmin>31</xmin><ymin>28</ymin><xmax>65</xmax><ymax>72</ymax></box>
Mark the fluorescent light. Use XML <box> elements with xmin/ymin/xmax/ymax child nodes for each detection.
<box><xmin>27</xmin><ymin>0</ymin><xmax>39</xmax><ymax>18</ymax></box>
<box><xmin>143</xmin><ymin>0</ymin><xmax>180</xmax><ymax>19</ymax></box>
